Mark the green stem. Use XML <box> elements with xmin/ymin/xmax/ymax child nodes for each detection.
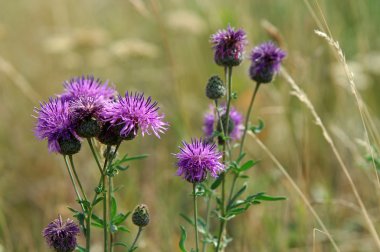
<box><xmin>87</xmin><ymin>138</ymin><xmax>103</xmax><ymax>175</ymax></box>
<box><xmin>193</xmin><ymin>183</ymin><xmax>199</xmax><ymax>252</ymax></box>
<box><xmin>239</xmin><ymin>82</ymin><xmax>261</xmax><ymax>155</ymax></box>
<box><xmin>129</xmin><ymin>227</ymin><xmax>143</xmax><ymax>252</ymax></box>
<box><xmin>69</xmin><ymin>155</ymin><xmax>88</xmax><ymax>202</ymax></box>
<box><xmin>109</xmin><ymin>175</ymin><xmax>113</xmax><ymax>252</ymax></box>
<box><xmin>215</xmin><ymin>66</ymin><xmax>233</xmax><ymax>252</ymax></box>
<box><xmin>63</xmin><ymin>155</ymin><xmax>84</xmax><ymax>210</ymax></box>
<box><xmin>228</xmin><ymin>82</ymin><xmax>261</xmax><ymax>203</ymax></box>
<box><xmin>103</xmin><ymin>145</ymin><xmax>111</xmax><ymax>252</ymax></box>
<box><xmin>202</xmin><ymin>192</ymin><xmax>212</xmax><ymax>252</ymax></box>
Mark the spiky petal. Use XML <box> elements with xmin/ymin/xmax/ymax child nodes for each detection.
<box><xmin>34</xmin><ymin>98</ymin><xmax>79</xmax><ymax>154</ymax></box>
<box><xmin>249</xmin><ymin>41</ymin><xmax>286</xmax><ymax>83</ymax></box>
<box><xmin>101</xmin><ymin>92</ymin><xmax>168</xmax><ymax>139</ymax></box>
<box><xmin>43</xmin><ymin>215</ymin><xmax>80</xmax><ymax>252</ymax></box>
<box><xmin>175</xmin><ymin>139</ymin><xmax>224</xmax><ymax>183</ymax></box>
<box><xmin>210</xmin><ymin>25</ymin><xmax>247</xmax><ymax>67</ymax></box>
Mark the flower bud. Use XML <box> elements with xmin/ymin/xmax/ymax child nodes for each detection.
<box><xmin>206</xmin><ymin>75</ymin><xmax>226</xmax><ymax>100</ymax></box>
<box><xmin>75</xmin><ymin>117</ymin><xmax>101</xmax><ymax>138</ymax></box>
<box><xmin>132</xmin><ymin>204</ymin><xmax>150</xmax><ymax>227</ymax></box>
<box><xmin>58</xmin><ymin>134</ymin><xmax>81</xmax><ymax>155</ymax></box>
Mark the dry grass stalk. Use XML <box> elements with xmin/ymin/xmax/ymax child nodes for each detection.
<box><xmin>280</xmin><ymin>68</ymin><xmax>380</xmax><ymax>249</ymax></box>
<box><xmin>248</xmin><ymin>131</ymin><xmax>340</xmax><ymax>251</ymax></box>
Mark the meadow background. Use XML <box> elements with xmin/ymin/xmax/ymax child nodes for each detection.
<box><xmin>1</xmin><ymin>0</ymin><xmax>380</xmax><ymax>251</ymax></box>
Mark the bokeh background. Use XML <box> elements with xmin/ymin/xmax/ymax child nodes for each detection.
<box><xmin>1</xmin><ymin>0</ymin><xmax>380</xmax><ymax>251</ymax></box>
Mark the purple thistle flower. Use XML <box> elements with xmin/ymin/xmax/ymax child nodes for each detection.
<box><xmin>100</xmin><ymin>92</ymin><xmax>168</xmax><ymax>140</ymax></box>
<box><xmin>60</xmin><ymin>76</ymin><xmax>116</xmax><ymax>138</ymax></box>
<box><xmin>61</xmin><ymin>75</ymin><xmax>116</xmax><ymax>102</ymax></box>
<box><xmin>34</xmin><ymin>97</ymin><xmax>80</xmax><ymax>155</ymax></box>
<box><xmin>43</xmin><ymin>215</ymin><xmax>80</xmax><ymax>252</ymax></box>
<box><xmin>175</xmin><ymin>139</ymin><xmax>224</xmax><ymax>183</ymax></box>
<box><xmin>203</xmin><ymin>104</ymin><xmax>244</xmax><ymax>141</ymax></box>
<box><xmin>249</xmin><ymin>41</ymin><xmax>286</xmax><ymax>84</ymax></box>
<box><xmin>210</xmin><ymin>25</ymin><xmax>247</xmax><ymax>67</ymax></box>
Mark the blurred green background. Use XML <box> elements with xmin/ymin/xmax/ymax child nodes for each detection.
<box><xmin>1</xmin><ymin>0</ymin><xmax>380</xmax><ymax>251</ymax></box>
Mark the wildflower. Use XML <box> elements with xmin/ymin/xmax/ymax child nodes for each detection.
<box><xmin>132</xmin><ymin>204</ymin><xmax>150</xmax><ymax>227</ymax></box>
<box><xmin>100</xmin><ymin>92</ymin><xmax>168</xmax><ymax>141</ymax></box>
<box><xmin>203</xmin><ymin>105</ymin><xmax>243</xmax><ymax>141</ymax></box>
<box><xmin>61</xmin><ymin>75</ymin><xmax>116</xmax><ymax>138</ymax></box>
<box><xmin>210</xmin><ymin>25</ymin><xmax>247</xmax><ymax>67</ymax></box>
<box><xmin>205</xmin><ymin>75</ymin><xmax>226</xmax><ymax>100</ymax></box>
<box><xmin>61</xmin><ymin>75</ymin><xmax>116</xmax><ymax>101</ymax></box>
<box><xmin>43</xmin><ymin>215</ymin><xmax>80</xmax><ymax>252</ymax></box>
<box><xmin>249</xmin><ymin>41</ymin><xmax>286</xmax><ymax>83</ymax></box>
<box><xmin>34</xmin><ymin>98</ymin><xmax>81</xmax><ymax>155</ymax></box>
<box><xmin>175</xmin><ymin>139</ymin><xmax>224</xmax><ymax>183</ymax></box>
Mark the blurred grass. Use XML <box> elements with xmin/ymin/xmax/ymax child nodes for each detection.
<box><xmin>0</xmin><ymin>0</ymin><xmax>380</xmax><ymax>251</ymax></box>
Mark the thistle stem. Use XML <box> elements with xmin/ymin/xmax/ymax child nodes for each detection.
<box><xmin>69</xmin><ymin>155</ymin><xmax>88</xmax><ymax>202</ymax></box>
<box><xmin>193</xmin><ymin>183</ymin><xmax>199</xmax><ymax>252</ymax></box>
<box><xmin>87</xmin><ymin>138</ymin><xmax>103</xmax><ymax>175</ymax></box>
<box><xmin>129</xmin><ymin>227</ymin><xmax>143</xmax><ymax>252</ymax></box>
<box><xmin>103</xmin><ymin>145</ymin><xmax>111</xmax><ymax>252</ymax></box>
<box><xmin>63</xmin><ymin>155</ymin><xmax>84</xmax><ymax>210</ymax></box>
<box><xmin>228</xmin><ymin>82</ymin><xmax>261</xmax><ymax>203</ymax></box>
<box><xmin>202</xmin><ymin>193</ymin><xmax>212</xmax><ymax>252</ymax></box>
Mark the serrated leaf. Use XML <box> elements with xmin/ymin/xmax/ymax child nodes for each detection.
<box><xmin>179</xmin><ymin>226</ymin><xmax>187</xmax><ymax>252</ymax></box>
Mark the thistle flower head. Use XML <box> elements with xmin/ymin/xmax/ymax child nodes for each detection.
<box><xmin>175</xmin><ymin>139</ymin><xmax>224</xmax><ymax>183</ymax></box>
<box><xmin>249</xmin><ymin>41</ymin><xmax>286</xmax><ymax>83</ymax></box>
<box><xmin>211</xmin><ymin>25</ymin><xmax>247</xmax><ymax>67</ymax></box>
<box><xmin>43</xmin><ymin>215</ymin><xmax>80</xmax><ymax>252</ymax></box>
<box><xmin>101</xmin><ymin>92</ymin><xmax>168</xmax><ymax>140</ymax></box>
<box><xmin>203</xmin><ymin>104</ymin><xmax>243</xmax><ymax>141</ymax></box>
<box><xmin>132</xmin><ymin>204</ymin><xmax>150</xmax><ymax>227</ymax></box>
<box><xmin>61</xmin><ymin>75</ymin><xmax>116</xmax><ymax>101</ymax></box>
<box><xmin>34</xmin><ymin>98</ymin><xmax>80</xmax><ymax>154</ymax></box>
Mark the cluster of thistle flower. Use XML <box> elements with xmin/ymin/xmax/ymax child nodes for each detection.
<box><xmin>35</xmin><ymin>76</ymin><xmax>168</xmax><ymax>252</ymax></box>
<box><xmin>174</xmin><ymin>25</ymin><xmax>286</xmax><ymax>252</ymax></box>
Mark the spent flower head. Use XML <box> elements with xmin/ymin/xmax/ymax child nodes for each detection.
<box><xmin>34</xmin><ymin>97</ymin><xmax>80</xmax><ymax>155</ymax></box>
<box><xmin>249</xmin><ymin>41</ymin><xmax>286</xmax><ymax>83</ymax></box>
<box><xmin>203</xmin><ymin>104</ymin><xmax>243</xmax><ymax>141</ymax></box>
<box><xmin>43</xmin><ymin>215</ymin><xmax>80</xmax><ymax>252</ymax></box>
<box><xmin>211</xmin><ymin>25</ymin><xmax>247</xmax><ymax>67</ymax></box>
<box><xmin>100</xmin><ymin>92</ymin><xmax>168</xmax><ymax>140</ymax></box>
<box><xmin>175</xmin><ymin>138</ymin><xmax>224</xmax><ymax>183</ymax></box>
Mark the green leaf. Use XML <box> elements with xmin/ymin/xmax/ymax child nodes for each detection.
<box><xmin>91</xmin><ymin>222</ymin><xmax>103</xmax><ymax>228</ymax></box>
<box><xmin>91</xmin><ymin>214</ymin><xmax>104</xmax><ymax>226</ymax></box>
<box><xmin>179</xmin><ymin>226</ymin><xmax>188</xmax><ymax>252</ymax></box>
<box><xmin>180</xmin><ymin>213</ymin><xmax>194</xmax><ymax>226</ymax></box>
<box><xmin>112</xmin><ymin>212</ymin><xmax>131</xmax><ymax>225</ymax></box>
<box><xmin>117</xmin><ymin>225</ymin><xmax>130</xmax><ymax>233</ymax></box>
<box><xmin>110</xmin><ymin>196</ymin><xmax>117</xmax><ymax>220</ymax></box>
<box><xmin>236</xmin><ymin>153</ymin><xmax>246</xmax><ymax>164</ymax></box>
<box><xmin>228</xmin><ymin>185</ymin><xmax>247</xmax><ymax>209</ymax></box>
<box><xmin>238</xmin><ymin>160</ymin><xmax>258</xmax><ymax>172</ymax></box>
<box><xmin>112</xmin><ymin>241</ymin><xmax>128</xmax><ymax>247</ymax></box>
<box><xmin>250</xmin><ymin>119</ymin><xmax>265</xmax><ymax>134</ymax></box>
<box><xmin>67</xmin><ymin>207</ymin><xmax>79</xmax><ymax>214</ymax></box>
<box><xmin>75</xmin><ymin>245</ymin><xmax>87</xmax><ymax>252</ymax></box>
<box><xmin>211</xmin><ymin>176</ymin><xmax>223</xmax><ymax>190</ymax></box>
<box><xmin>254</xmin><ymin>194</ymin><xmax>286</xmax><ymax>201</ymax></box>
<box><xmin>92</xmin><ymin>196</ymin><xmax>103</xmax><ymax>206</ymax></box>
<box><xmin>116</xmin><ymin>165</ymin><xmax>129</xmax><ymax>171</ymax></box>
